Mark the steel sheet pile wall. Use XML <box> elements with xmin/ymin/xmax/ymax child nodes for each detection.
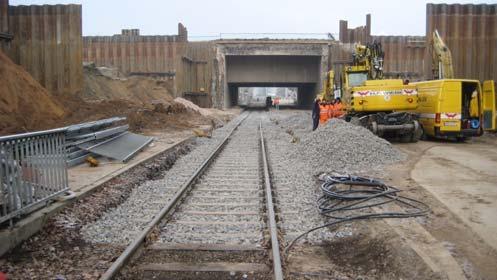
<box><xmin>373</xmin><ymin>35</ymin><xmax>426</xmax><ymax>80</ymax></box>
<box><xmin>426</xmin><ymin>3</ymin><xmax>497</xmax><ymax>81</ymax></box>
<box><xmin>328</xmin><ymin>42</ymin><xmax>353</xmax><ymax>84</ymax></box>
<box><xmin>83</xmin><ymin>24</ymin><xmax>188</xmax><ymax>75</ymax></box>
<box><xmin>0</xmin><ymin>0</ymin><xmax>8</xmax><ymax>34</ymax></box>
<box><xmin>83</xmin><ymin>24</ymin><xmax>216</xmax><ymax>102</ymax></box>
<box><xmin>337</xmin><ymin>14</ymin><xmax>426</xmax><ymax>80</ymax></box>
<box><xmin>83</xmin><ymin>34</ymin><xmax>185</xmax><ymax>75</ymax></box>
<box><xmin>339</xmin><ymin>14</ymin><xmax>371</xmax><ymax>44</ymax></box>
<box><xmin>1</xmin><ymin>3</ymin><xmax>83</xmax><ymax>95</ymax></box>
<box><xmin>180</xmin><ymin>41</ymin><xmax>215</xmax><ymax>106</ymax></box>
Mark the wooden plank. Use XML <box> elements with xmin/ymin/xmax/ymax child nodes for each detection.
<box><xmin>148</xmin><ymin>243</ymin><xmax>264</xmax><ymax>251</ymax></box>
<box><xmin>140</xmin><ymin>262</ymin><xmax>270</xmax><ymax>272</ymax></box>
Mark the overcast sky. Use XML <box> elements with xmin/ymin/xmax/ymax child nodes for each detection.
<box><xmin>10</xmin><ymin>0</ymin><xmax>495</xmax><ymax>39</ymax></box>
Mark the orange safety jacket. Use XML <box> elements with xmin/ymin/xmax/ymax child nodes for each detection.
<box><xmin>334</xmin><ymin>102</ymin><xmax>344</xmax><ymax>117</ymax></box>
<box><xmin>319</xmin><ymin>104</ymin><xmax>329</xmax><ymax>124</ymax></box>
<box><xmin>327</xmin><ymin>104</ymin><xmax>336</xmax><ymax>119</ymax></box>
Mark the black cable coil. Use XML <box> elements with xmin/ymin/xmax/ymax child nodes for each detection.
<box><xmin>285</xmin><ymin>174</ymin><xmax>430</xmax><ymax>254</ymax></box>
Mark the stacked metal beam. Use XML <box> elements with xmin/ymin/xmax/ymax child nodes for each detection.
<box><xmin>65</xmin><ymin>117</ymin><xmax>154</xmax><ymax>167</ymax></box>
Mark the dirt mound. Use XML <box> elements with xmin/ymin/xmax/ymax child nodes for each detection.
<box><xmin>82</xmin><ymin>64</ymin><xmax>174</xmax><ymax>105</ymax></box>
<box><xmin>56</xmin><ymin>95</ymin><xmax>210</xmax><ymax>133</ymax></box>
<box><xmin>0</xmin><ymin>50</ymin><xmax>65</xmax><ymax>135</ymax></box>
<box><xmin>0</xmin><ymin>54</ymin><xmax>229</xmax><ymax>136</ymax></box>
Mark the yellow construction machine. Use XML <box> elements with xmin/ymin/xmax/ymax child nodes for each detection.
<box><xmin>318</xmin><ymin>70</ymin><xmax>336</xmax><ymax>101</ymax></box>
<box><xmin>431</xmin><ymin>29</ymin><xmax>454</xmax><ymax>80</ymax></box>
<box><xmin>340</xmin><ymin>42</ymin><xmax>422</xmax><ymax>142</ymax></box>
<box><xmin>413</xmin><ymin>29</ymin><xmax>493</xmax><ymax>139</ymax></box>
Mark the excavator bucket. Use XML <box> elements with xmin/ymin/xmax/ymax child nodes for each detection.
<box><xmin>483</xmin><ymin>80</ymin><xmax>496</xmax><ymax>131</ymax></box>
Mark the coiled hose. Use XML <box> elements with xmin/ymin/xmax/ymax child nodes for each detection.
<box><xmin>285</xmin><ymin>174</ymin><xmax>430</xmax><ymax>254</ymax></box>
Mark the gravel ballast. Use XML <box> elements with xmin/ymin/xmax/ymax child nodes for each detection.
<box><xmin>81</xmin><ymin>113</ymin><xmax>247</xmax><ymax>245</ymax></box>
<box><xmin>158</xmin><ymin>113</ymin><xmax>265</xmax><ymax>245</ymax></box>
<box><xmin>263</xmin><ymin>110</ymin><xmax>406</xmax><ymax>244</ymax></box>
<box><xmin>295</xmin><ymin>118</ymin><xmax>406</xmax><ymax>173</ymax></box>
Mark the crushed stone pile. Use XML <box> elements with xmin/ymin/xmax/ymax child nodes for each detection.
<box><xmin>294</xmin><ymin>118</ymin><xmax>406</xmax><ymax>173</ymax></box>
<box><xmin>274</xmin><ymin>111</ymin><xmax>312</xmax><ymax>131</ymax></box>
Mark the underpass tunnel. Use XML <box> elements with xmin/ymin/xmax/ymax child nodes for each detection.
<box><xmin>228</xmin><ymin>83</ymin><xmax>317</xmax><ymax>108</ymax></box>
<box><xmin>225</xmin><ymin>55</ymin><xmax>321</xmax><ymax>109</ymax></box>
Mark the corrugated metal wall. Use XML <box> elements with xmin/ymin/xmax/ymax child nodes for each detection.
<box><xmin>426</xmin><ymin>3</ymin><xmax>497</xmax><ymax>81</ymax></box>
<box><xmin>1</xmin><ymin>3</ymin><xmax>82</xmax><ymax>95</ymax></box>
<box><xmin>336</xmin><ymin>14</ymin><xmax>426</xmax><ymax>80</ymax></box>
<box><xmin>83</xmin><ymin>35</ymin><xmax>186</xmax><ymax>74</ymax></box>
<box><xmin>329</xmin><ymin>39</ymin><xmax>426</xmax><ymax>82</ymax></box>
<box><xmin>181</xmin><ymin>41</ymin><xmax>215</xmax><ymax>95</ymax></box>
<box><xmin>83</xmin><ymin>26</ymin><xmax>215</xmax><ymax>99</ymax></box>
<box><xmin>339</xmin><ymin>14</ymin><xmax>371</xmax><ymax>44</ymax></box>
<box><xmin>0</xmin><ymin>0</ymin><xmax>8</xmax><ymax>34</ymax></box>
<box><xmin>373</xmin><ymin>35</ymin><xmax>426</xmax><ymax>80</ymax></box>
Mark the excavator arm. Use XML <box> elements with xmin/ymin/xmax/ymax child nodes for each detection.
<box><xmin>352</xmin><ymin>41</ymin><xmax>384</xmax><ymax>80</ymax></box>
<box><xmin>432</xmin><ymin>29</ymin><xmax>454</xmax><ymax>79</ymax></box>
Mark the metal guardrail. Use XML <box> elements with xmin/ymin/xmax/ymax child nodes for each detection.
<box><xmin>0</xmin><ymin>129</ymin><xmax>68</xmax><ymax>225</ymax></box>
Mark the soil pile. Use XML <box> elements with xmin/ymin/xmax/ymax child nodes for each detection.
<box><xmin>82</xmin><ymin>64</ymin><xmax>174</xmax><ymax>105</ymax></box>
<box><xmin>174</xmin><ymin>97</ymin><xmax>213</xmax><ymax>116</ymax></box>
<box><xmin>294</xmin><ymin>118</ymin><xmax>406</xmax><ymax>173</ymax></box>
<box><xmin>0</xmin><ymin>54</ymin><xmax>234</xmax><ymax>136</ymax></box>
<box><xmin>0</xmin><ymin>50</ymin><xmax>65</xmax><ymax>135</ymax></box>
<box><xmin>55</xmin><ymin>95</ymin><xmax>210</xmax><ymax>133</ymax></box>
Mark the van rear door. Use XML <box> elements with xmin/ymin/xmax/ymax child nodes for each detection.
<box><xmin>483</xmin><ymin>80</ymin><xmax>496</xmax><ymax>131</ymax></box>
<box><xmin>440</xmin><ymin>81</ymin><xmax>461</xmax><ymax>132</ymax></box>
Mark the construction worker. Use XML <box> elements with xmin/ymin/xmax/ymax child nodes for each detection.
<box><xmin>327</xmin><ymin>99</ymin><xmax>336</xmax><ymax>119</ymax></box>
<box><xmin>319</xmin><ymin>100</ymin><xmax>329</xmax><ymax>124</ymax></box>
<box><xmin>274</xmin><ymin>96</ymin><xmax>280</xmax><ymax>110</ymax></box>
<box><xmin>469</xmin><ymin>90</ymin><xmax>479</xmax><ymax>118</ymax></box>
<box><xmin>312</xmin><ymin>97</ymin><xmax>320</xmax><ymax>130</ymax></box>
<box><xmin>334</xmin><ymin>97</ymin><xmax>344</xmax><ymax>118</ymax></box>
<box><xmin>265</xmin><ymin>96</ymin><xmax>272</xmax><ymax>111</ymax></box>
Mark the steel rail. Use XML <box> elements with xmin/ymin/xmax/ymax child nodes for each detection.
<box><xmin>99</xmin><ymin>112</ymin><xmax>250</xmax><ymax>280</ymax></box>
<box><xmin>259</xmin><ymin>122</ymin><xmax>284</xmax><ymax>280</ymax></box>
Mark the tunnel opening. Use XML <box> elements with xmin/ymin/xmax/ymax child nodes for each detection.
<box><xmin>227</xmin><ymin>83</ymin><xmax>317</xmax><ymax>108</ymax></box>
<box><xmin>224</xmin><ymin>55</ymin><xmax>321</xmax><ymax>109</ymax></box>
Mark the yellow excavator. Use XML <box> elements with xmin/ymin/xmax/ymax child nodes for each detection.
<box><xmin>339</xmin><ymin>42</ymin><xmax>422</xmax><ymax>142</ymax></box>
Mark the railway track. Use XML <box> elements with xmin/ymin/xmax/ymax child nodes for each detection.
<box><xmin>101</xmin><ymin>112</ymin><xmax>284</xmax><ymax>280</ymax></box>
